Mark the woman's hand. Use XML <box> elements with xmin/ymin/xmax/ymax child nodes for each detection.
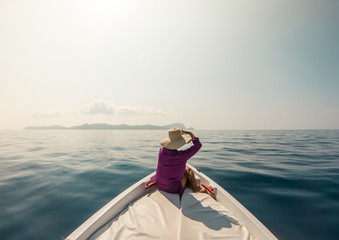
<box><xmin>181</xmin><ymin>130</ymin><xmax>196</xmax><ymax>139</ymax></box>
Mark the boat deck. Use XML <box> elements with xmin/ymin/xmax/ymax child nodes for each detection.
<box><xmin>89</xmin><ymin>188</ymin><xmax>255</xmax><ymax>240</ymax></box>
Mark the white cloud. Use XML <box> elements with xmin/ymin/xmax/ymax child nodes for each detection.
<box><xmin>31</xmin><ymin>111</ymin><xmax>61</xmax><ymax>119</ymax></box>
<box><xmin>81</xmin><ymin>99</ymin><xmax>166</xmax><ymax>116</ymax></box>
<box><xmin>81</xmin><ymin>99</ymin><xmax>115</xmax><ymax>115</ymax></box>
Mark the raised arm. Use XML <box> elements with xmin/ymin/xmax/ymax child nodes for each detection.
<box><xmin>180</xmin><ymin>130</ymin><xmax>202</xmax><ymax>160</ymax></box>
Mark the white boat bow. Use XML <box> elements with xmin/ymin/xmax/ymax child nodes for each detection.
<box><xmin>66</xmin><ymin>164</ymin><xmax>277</xmax><ymax>240</ymax></box>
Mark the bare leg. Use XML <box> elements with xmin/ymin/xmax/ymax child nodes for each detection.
<box><xmin>182</xmin><ymin>166</ymin><xmax>208</xmax><ymax>193</ymax></box>
<box><xmin>183</xmin><ymin>166</ymin><xmax>207</xmax><ymax>193</ymax></box>
<box><xmin>186</xmin><ymin>167</ymin><xmax>200</xmax><ymax>192</ymax></box>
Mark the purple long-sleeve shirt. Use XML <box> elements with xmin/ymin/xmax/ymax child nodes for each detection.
<box><xmin>151</xmin><ymin>137</ymin><xmax>202</xmax><ymax>195</ymax></box>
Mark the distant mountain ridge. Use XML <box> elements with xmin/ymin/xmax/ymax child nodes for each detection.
<box><xmin>25</xmin><ymin>123</ymin><xmax>194</xmax><ymax>130</ymax></box>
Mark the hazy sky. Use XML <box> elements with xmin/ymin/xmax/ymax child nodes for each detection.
<box><xmin>1</xmin><ymin>0</ymin><xmax>338</xmax><ymax>130</ymax></box>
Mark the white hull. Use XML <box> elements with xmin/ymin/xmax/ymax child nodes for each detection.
<box><xmin>66</xmin><ymin>164</ymin><xmax>277</xmax><ymax>240</ymax></box>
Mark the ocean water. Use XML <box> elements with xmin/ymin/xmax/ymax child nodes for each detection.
<box><xmin>0</xmin><ymin>129</ymin><xmax>338</xmax><ymax>240</ymax></box>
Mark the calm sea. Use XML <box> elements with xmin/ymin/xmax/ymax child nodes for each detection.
<box><xmin>0</xmin><ymin>130</ymin><xmax>338</xmax><ymax>240</ymax></box>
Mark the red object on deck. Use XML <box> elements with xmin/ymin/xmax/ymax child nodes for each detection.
<box><xmin>145</xmin><ymin>181</ymin><xmax>156</xmax><ymax>189</ymax></box>
<box><xmin>202</xmin><ymin>184</ymin><xmax>215</xmax><ymax>195</ymax></box>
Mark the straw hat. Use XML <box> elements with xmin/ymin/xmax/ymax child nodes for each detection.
<box><xmin>159</xmin><ymin>128</ymin><xmax>191</xmax><ymax>150</ymax></box>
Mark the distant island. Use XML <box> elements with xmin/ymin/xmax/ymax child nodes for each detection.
<box><xmin>25</xmin><ymin>123</ymin><xmax>194</xmax><ymax>130</ymax></box>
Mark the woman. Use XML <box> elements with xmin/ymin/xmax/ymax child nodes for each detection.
<box><xmin>151</xmin><ymin>128</ymin><xmax>206</xmax><ymax>195</ymax></box>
